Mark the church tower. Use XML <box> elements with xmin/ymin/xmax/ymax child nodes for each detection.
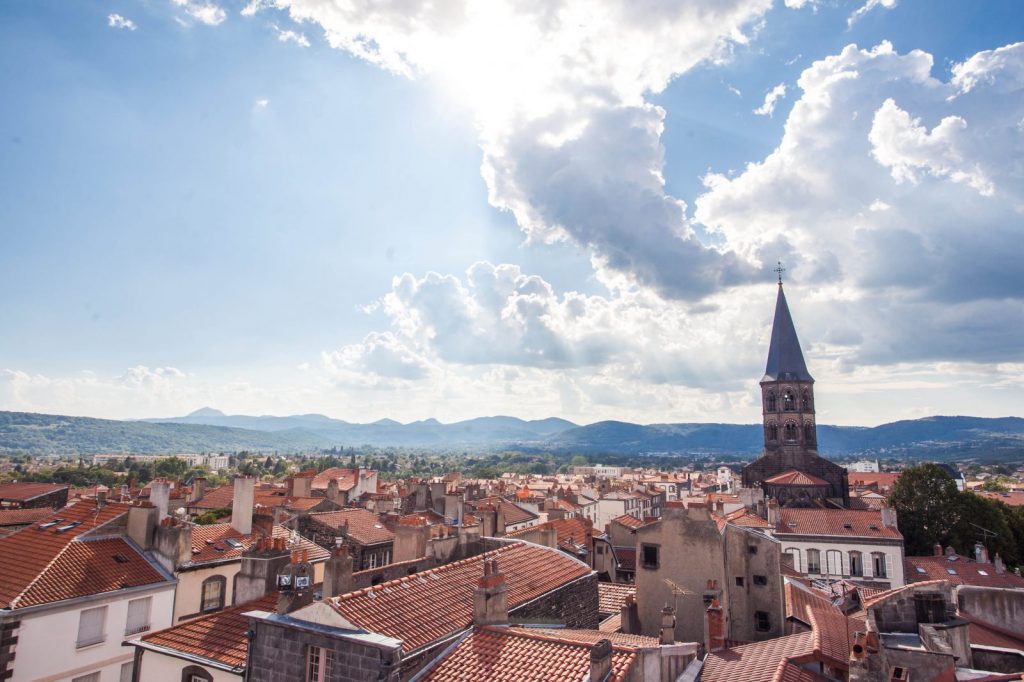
<box><xmin>760</xmin><ymin>281</ymin><xmax>817</xmax><ymax>453</ymax></box>
<box><xmin>741</xmin><ymin>268</ymin><xmax>849</xmax><ymax>507</ymax></box>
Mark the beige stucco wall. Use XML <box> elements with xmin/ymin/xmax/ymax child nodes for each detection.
<box><xmin>174</xmin><ymin>561</ymin><xmax>325</xmax><ymax>623</ymax></box>
<box><xmin>10</xmin><ymin>584</ymin><xmax>174</xmax><ymax>682</ymax></box>
<box><xmin>138</xmin><ymin>649</ymin><xmax>241</xmax><ymax>682</ymax></box>
<box><xmin>777</xmin><ymin>537</ymin><xmax>905</xmax><ymax>587</ymax></box>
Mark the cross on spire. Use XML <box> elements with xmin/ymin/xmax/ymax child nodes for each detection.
<box><xmin>774</xmin><ymin>260</ymin><xmax>786</xmax><ymax>285</ymax></box>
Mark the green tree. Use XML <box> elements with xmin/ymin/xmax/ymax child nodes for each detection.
<box><xmin>888</xmin><ymin>464</ymin><xmax>961</xmax><ymax>555</ymax></box>
<box><xmin>948</xmin><ymin>494</ymin><xmax>1019</xmax><ymax>569</ymax></box>
<box><xmin>154</xmin><ymin>456</ymin><xmax>189</xmax><ymax>480</ymax></box>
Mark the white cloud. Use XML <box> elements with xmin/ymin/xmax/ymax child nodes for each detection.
<box><xmin>847</xmin><ymin>0</ymin><xmax>896</xmax><ymax>27</ymax></box>
<box><xmin>264</xmin><ymin>0</ymin><xmax>775</xmax><ymax>300</ymax></box>
<box><xmin>241</xmin><ymin>0</ymin><xmax>275</xmax><ymax>17</ymax></box>
<box><xmin>171</xmin><ymin>0</ymin><xmax>226</xmax><ymax>26</ymax></box>
<box><xmin>753</xmin><ymin>83</ymin><xmax>786</xmax><ymax>116</ymax></box>
<box><xmin>254</xmin><ymin>98</ymin><xmax>269</xmax><ymax>109</ymax></box>
<box><xmin>728</xmin><ymin>85</ymin><xmax>742</xmax><ymax>97</ymax></box>
<box><xmin>273</xmin><ymin>24</ymin><xmax>310</xmax><ymax>47</ymax></box>
<box><xmin>107</xmin><ymin>14</ymin><xmax>137</xmax><ymax>31</ymax></box>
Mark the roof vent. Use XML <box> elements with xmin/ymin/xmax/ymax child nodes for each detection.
<box><xmin>842</xmin><ymin>523</ymin><xmax>853</xmax><ymax>530</ymax></box>
<box><xmin>869</xmin><ymin>524</ymin><xmax>879</xmax><ymax>530</ymax></box>
<box><xmin>113</xmin><ymin>554</ymin><xmax>130</xmax><ymax>564</ymax></box>
<box><xmin>787</xmin><ymin>522</ymin><xmax>797</xmax><ymax>528</ymax></box>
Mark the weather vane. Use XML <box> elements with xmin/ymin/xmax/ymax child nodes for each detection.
<box><xmin>774</xmin><ymin>260</ymin><xmax>786</xmax><ymax>285</ymax></box>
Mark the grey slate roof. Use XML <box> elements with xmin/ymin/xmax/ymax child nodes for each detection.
<box><xmin>762</xmin><ymin>284</ymin><xmax>814</xmax><ymax>383</ymax></box>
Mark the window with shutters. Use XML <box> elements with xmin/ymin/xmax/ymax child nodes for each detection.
<box><xmin>872</xmin><ymin>552</ymin><xmax>887</xmax><ymax>578</ymax></box>
<box><xmin>201</xmin><ymin>576</ymin><xmax>226</xmax><ymax>613</ymax></box>
<box><xmin>76</xmin><ymin>606</ymin><xmax>107</xmax><ymax>648</ymax></box>
<box><xmin>125</xmin><ymin>596</ymin><xmax>152</xmax><ymax>635</ymax></box>
<box><xmin>849</xmin><ymin>551</ymin><xmax>863</xmax><ymax>577</ymax></box>
<box><xmin>754</xmin><ymin>611</ymin><xmax>770</xmax><ymax>632</ymax></box>
<box><xmin>826</xmin><ymin>550</ymin><xmax>842</xmax><ymax>576</ymax></box>
<box><xmin>806</xmin><ymin>549</ymin><xmax>821</xmax><ymax>574</ymax></box>
<box><xmin>307</xmin><ymin>645</ymin><xmax>335</xmax><ymax>682</ymax></box>
<box><xmin>120</xmin><ymin>662</ymin><xmax>134</xmax><ymax>682</ymax></box>
<box><xmin>786</xmin><ymin>548</ymin><xmax>802</xmax><ymax>573</ymax></box>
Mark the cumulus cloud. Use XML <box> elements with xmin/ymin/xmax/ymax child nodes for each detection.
<box><xmin>259</xmin><ymin>0</ymin><xmax>776</xmax><ymax>300</ymax></box>
<box><xmin>847</xmin><ymin>0</ymin><xmax>896</xmax><ymax>27</ymax></box>
<box><xmin>273</xmin><ymin>24</ymin><xmax>310</xmax><ymax>47</ymax></box>
<box><xmin>171</xmin><ymin>0</ymin><xmax>226</xmax><ymax>26</ymax></box>
<box><xmin>107</xmin><ymin>14</ymin><xmax>137</xmax><ymax>31</ymax></box>
<box><xmin>694</xmin><ymin>41</ymin><xmax>1024</xmax><ymax>366</ymax></box>
<box><xmin>322</xmin><ymin>332</ymin><xmax>433</xmax><ymax>386</ymax></box>
<box><xmin>753</xmin><ymin>83</ymin><xmax>786</xmax><ymax>116</ymax></box>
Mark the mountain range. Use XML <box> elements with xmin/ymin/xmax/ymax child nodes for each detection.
<box><xmin>2</xmin><ymin>408</ymin><xmax>1023</xmax><ymax>461</ymax></box>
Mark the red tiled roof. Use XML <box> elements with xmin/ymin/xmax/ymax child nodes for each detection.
<box><xmin>188</xmin><ymin>523</ymin><xmax>330</xmax><ymax>566</ymax></box>
<box><xmin>312</xmin><ymin>467</ymin><xmax>358</xmax><ymax>491</ymax></box>
<box><xmin>975</xmin><ymin>491</ymin><xmax>1024</xmax><ymax>506</ymax></box>
<box><xmin>190</xmin><ymin>485</ymin><xmax>319</xmax><ymax>512</ymax></box>
<box><xmin>765</xmin><ymin>470</ymin><xmax>831</xmax><ymax>487</ymax></box>
<box><xmin>861</xmin><ymin>579</ymin><xmax>947</xmax><ymax>608</ymax></box>
<box><xmin>505</xmin><ymin>517</ymin><xmax>593</xmax><ymax>550</ymax></box>
<box><xmin>0</xmin><ymin>501</ymin><xmax>166</xmax><ymax>609</ymax></box>
<box><xmin>806</xmin><ymin>607</ymin><xmax>852</xmax><ymax>668</ymax></box>
<box><xmin>140</xmin><ymin>594</ymin><xmax>277</xmax><ymax>669</ymax></box>
<box><xmin>420</xmin><ymin>626</ymin><xmax>637</xmax><ymax>682</ymax></box>
<box><xmin>847</xmin><ymin>473</ymin><xmax>900</xmax><ymax>492</ymax></box>
<box><xmin>330</xmin><ymin>542</ymin><xmax>591</xmax><ymax>653</ymax></box>
<box><xmin>773</xmin><ymin>661</ymin><xmax>830</xmax><ymax>682</ymax></box>
<box><xmin>703</xmin><ymin>633</ymin><xmax>815</xmax><ymax>682</ymax></box>
<box><xmin>0</xmin><ymin>482</ymin><xmax>69</xmax><ymax>501</ymax></box>
<box><xmin>726</xmin><ymin>508</ymin><xmax>774</xmax><ymax>529</ymax></box>
<box><xmin>613</xmin><ymin>546</ymin><xmax>636</xmax><ymax>571</ymax></box>
<box><xmin>960</xmin><ymin>612</ymin><xmax>1024</xmax><ymax>650</ymax></box>
<box><xmin>610</xmin><ymin>514</ymin><xmax>645</xmax><ymax>530</ymax></box>
<box><xmin>775</xmin><ymin>509</ymin><xmax>902</xmax><ymax>540</ymax></box>
<box><xmin>784</xmin><ymin>581</ymin><xmax>834</xmax><ymax>624</ymax></box>
<box><xmin>0</xmin><ymin>507</ymin><xmax>53</xmax><ymax>527</ymax></box>
<box><xmin>905</xmin><ymin>555</ymin><xmax>1024</xmax><ymax>589</ymax></box>
<box><xmin>482</xmin><ymin>497</ymin><xmax>538</xmax><ymax>526</ymax></box>
<box><xmin>597</xmin><ymin>583</ymin><xmax>636</xmax><ymax>615</ymax></box>
<box><xmin>306</xmin><ymin>509</ymin><xmax>395</xmax><ymax>546</ymax></box>
<box><xmin>509</xmin><ymin>626</ymin><xmax>659</xmax><ymax>648</ymax></box>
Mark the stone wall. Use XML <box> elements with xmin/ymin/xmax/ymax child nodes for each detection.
<box><xmin>248</xmin><ymin>619</ymin><xmax>401</xmax><ymax>682</ymax></box>
<box><xmin>957</xmin><ymin>586</ymin><xmax>1024</xmax><ymax>635</ymax></box>
<box><xmin>511</xmin><ymin>573</ymin><xmax>600</xmax><ymax>629</ymax></box>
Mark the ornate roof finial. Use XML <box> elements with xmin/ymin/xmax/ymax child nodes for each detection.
<box><xmin>773</xmin><ymin>260</ymin><xmax>786</xmax><ymax>285</ymax></box>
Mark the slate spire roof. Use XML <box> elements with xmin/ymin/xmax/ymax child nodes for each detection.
<box><xmin>763</xmin><ymin>283</ymin><xmax>814</xmax><ymax>383</ymax></box>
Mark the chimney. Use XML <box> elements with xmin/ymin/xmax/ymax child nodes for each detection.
<box><xmin>150</xmin><ymin>480</ymin><xmax>171</xmax><ymax>521</ymax></box>
<box><xmin>704</xmin><ymin>598</ymin><xmax>725</xmax><ymax>654</ymax></box>
<box><xmin>232</xmin><ymin>476</ymin><xmax>255</xmax><ymax>536</ymax></box>
<box><xmin>589</xmin><ymin>639</ymin><xmax>613</xmax><ymax>682</ymax></box>
<box><xmin>252</xmin><ymin>508</ymin><xmax>275</xmax><ymax>538</ymax></box>
<box><xmin>95</xmin><ymin>486</ymin><xmax>108</xmax><ymax>507</ymax></box>
<box><xmin>934</xmin><ymin>543</ymin><xmax>944</xmax><ymax>557</ymax></box>
<box><xmin>126</xmin><ymin>502</ymin><xmax>158</xmax><ymax>550</ymax></box>
<box><xmin>620</xmin><ymin>594</ymin><xmax>641</xmax><ymax>635</ymax></box>
<box><xmin>945</xmin><ymin>545</ymin><xmax>956</xmax><ymax>556</ymax></box>
<box><xmin>472</xmin><ymin>558</ymin><xmax>509</xmax><ymax>626</ymax></box>
<box><xmin>766</xmin><ymin>498</ymin><xmax>780</xmax><ymax>526</ymax></box>
<box><xmin>660</xmin><ymin>603</ymin><xmax>676</xmax><ymax>645</ymax></box>
<box><xmin>881</xmin><ymin>504</ymin><xmax>897</xmax><ymax>529</ymax></box>
<box><xmin>323</xmin><ymin>542</ymin><xmax>354</xmax><ymax>599</ymax></box>
<box><xmin>994</xmin><ymin>553</ymin><xmax>1006</xmax><ymax>575</ymax></box>
<box><xmin>714</xmin><ymin>499</ymin><xmax>725</xmax><ymax>516</ymax></box>
<box><xmin>974</xmin><ymin>543</ymin><xmax>989</xmax><ymax>564</ymax></box>
<box><xmin>276</xmin><ymin>549</ymin><xmax>315</xmax><ymax>615</ymax></box>
<box><xmin>394</xmin><ymin>517</ymin><xmax>430</xmax><ymax>563</ymax></box>
<box><xmin>190</xmin><ymin>477</ymin><xmax>208</xmax><ymax>504</ymax></box>
<box><xmin>288</xmin><ymin>471</ymin><xmax>313</xmax><ymax>498</ymax></box>
<box><xmin>234</xmin><ymin>536</ymin><xmax>292</xmax><ymax>604</ymax></box>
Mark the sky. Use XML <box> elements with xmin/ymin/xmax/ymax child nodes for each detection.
<box><xmin>0</xmin><ymin>0</ymin><xmax>1022</xmax><ymax>427</ymax></box>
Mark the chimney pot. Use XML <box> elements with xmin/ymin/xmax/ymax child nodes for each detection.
<box><xmin>589</xmin><ymin>639</ymin><xmax>613</xmax><ymax>682</ymax></box>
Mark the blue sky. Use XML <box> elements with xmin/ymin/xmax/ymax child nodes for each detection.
<box><xmin>1</xmin><ymin>0</ymin><xmax>1022</xmax><ymax>425</ymax></box>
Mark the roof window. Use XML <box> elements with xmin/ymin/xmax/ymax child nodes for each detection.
<box><xmin>842</xmin><ymin>523</ymin><xmax>853</xmax><ymax>530</ymax></box>
<box><xmin>224</xmin><ymin>538</ymin><xmax>244</xmax><ymax>549</ymax></box>
<box><xmin>946</xmin><ymin>568</ymin><xmax>957</xmax><ymax>575</ymax></box>
<box><xmin>37</xmin><ymin>519</ymin><xmax>65</xmax><ymax>530</ymax></box>
<box><xmin>978</xmin><ymin>570</ymin><xmax>989</xmax><ymax>576</ymax></box>
<box><xmin>55</xmin><ymin>521</ymin><xmax>82</xmax><ymax>533</ymax></box>
<box><xmin>916</xmin><ymin>567</ymin><xmax>927</xmax><ymax>574</ymax></box>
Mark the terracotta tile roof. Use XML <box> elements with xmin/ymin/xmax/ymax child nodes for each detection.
<box><xmin>0</xmin><ymin>482</ymin><xmax>69</xmax><ymax>502</ymax></box>
<box><xmin>806</xmin><ymin>607</ymin><xmax>852</xmax><ymax>668</ymax></box>
<box><xmin>420</xmin><ymin>626</ymin><xmax>637</xmax><ymax>682</ymax></box>
<box><xmin>188</xmin><ymin>523</ymin><xmax>330</xmax><ymax>566</ymax></box>
<box><xmin>726</xmin><ymin>508</ymin><xmax>774</xmax><ymax>529</ymax></box>
<box><xmin>484</xmin><ymin>497</ymin><xmax>539</xmax><ymax>526</ymax></box>
<box><xmin>189</xmin><ymin>485</ymin><xmax>318</xmax><ymax>512</ymax></box>
<box><xmin>312</xmin><ymin>467</ymin><xmax>358</xmax><ymax>491</ymax></box>
<box><xmin>773</xmin><ymin>660</ymin><xmax>830</xmax><ymax>682</ymax></box>
<box><xmin>140</xmin><ymin>594</ymin><xmax>277</xmax><ymax>669</ymax></box>
<box><xmin>905</xmin><ymin>555</ymin><xmax>1024</xmax><ymax>589</ymax></box>
<box><xmin>0</xmin><ymin>507</ymin><xmax>53</xmax><ymax>527</ymax></box>
<box><xmin>847</xmin><ymin>473</ymin><xmax>900</xmax><ymax>492</ymax></box>
<box><xmin>599</xmin><ymin>613</ymin><xmax>622</xmax><ymax>633</ymax></box>
<box><xmin>765</xmin><ymin>469</ymin><xmax>831</xmax><ymax>487</ymax></box>
<box><xmin>330</xmin><ymin>542</ymin><xmax>592</xmax><ymax>653</ymax></box>
<box><xmin>775</xmin><ymin>509</ymin><xmax>902</xmax><ymax>540</ymax></box>
<box><xmin>976</xmin><ymin>491</ymin><xmax>1024</xmax><ymax>506</ymax></box>
<box><xmin>610</xmin><ymin>514</ymin><xmax>645</xmax><ymax>530</ymax></box>
<box><xmin>306</xmin><ymin>509</ymin><xmax>395</xmax><ymax>546</ymax></box>
<box><xmin>861</xmin><ymin>579</ymin><xmax>948</xmax><ymax>609</ymax></box>
<box><xmin>784</xmin><ymin>580</ymin><xmax>834</xmax><ymax>624</ymax></box>
<box><xmin>512</xmin><ymin>626</ymin><xmax>660</xmax><ymax>648</ymax></box>
<box><xmin>703</xmin><ymin>632</ymin><xmax>815</xmax><ymax>682</ymax></box>
<box><xmin>505</xmin><ymin>517</ymin><xmax>593</xmax><ymax>550</ymax></box>
<box><xmin>598</xmin><ymin>583</ymin><xmax>636</xmax><ymax>615</ymax></box>
<box><xmin>614</xmin><ymin>546</ymin><xmax>636</xmax><ymax>571</ymax></box>
<box><xmin>960</xmin><ymin>612</ymin><xmax>1024</xmax><ymax>650</ymax></box>
<box><xmin>0</xmin><ymin>502</ymin><xmax>167</xmax><ymax>609</ymax></box>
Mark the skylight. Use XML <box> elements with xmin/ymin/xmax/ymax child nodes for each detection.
<box><xmin>915</xmin><ymin>567</ymin><xmax>927</xmax><ymax>574</ymax></box>
<box><xmin>978</xmin><ymin>570</ymin><xmax>989</xmax><ymax>576</ymax></box>
<box><xmin>946</xmin><ymin>568</ymin><xmax>957</xmax><ymax>575</ymax></box>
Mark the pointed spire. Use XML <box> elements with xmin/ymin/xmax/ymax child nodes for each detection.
<box><xmin>762</xmin><ymin>283</ymin><xmax>813</xmax><ymax>382</ymax></box>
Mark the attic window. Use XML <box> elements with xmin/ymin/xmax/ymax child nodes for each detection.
<box><xmin>842</xmin><ymin>523</ymin><xmax>853</xmax><ymax>530</ymax></box>
<box><xmin>946</xmin><ymin>568</ymin><xmax>958</xmax><ymax>575</ymax></box>
<box><xmin>978</xmin><ymin>570</ymin><xmax>989</xmax><ymax>576</ymax></box>
<box><xmin>869</xmin><ymin>524</ymin><xmax>879</xmax><ymax>530</ymax></box>
<box><xmin>113</xmin><ymin>554</ymin><xmax>130</xmax><ymax>564</ymax></box>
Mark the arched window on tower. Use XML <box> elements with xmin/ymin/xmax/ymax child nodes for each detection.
<box><xmin>766</xmin><ymin>391</ymin><xmax>777</xmax><ymax>412</ymax></box>
<box><xmin>801</xmin><ymin>390</ymin><xmax>812</xmax><ymax>411</ymax></box>
<box><xmin>804</xmin><ymin>422</ymin><xmax>815</xmax><ymax>445</ymax></box>
<box><xmin>783</xmin><ymin>390</ymin><xmax>795</xmax><ymax>411</ymax></box>
<box><xmin>784</xmin><ymin>422</ymin><xmax>798</xmax><ymax>443</ymax></box>
<box><xmin>766</xmin><ymin>423</ymin><xmax>778</xmax><ymax>442</ymax></box>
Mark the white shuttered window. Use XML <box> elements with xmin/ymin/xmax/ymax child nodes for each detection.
<box><xmin>125</xmin><ymin>596</ymin><xmax>152</xmax><ymax>635</ymax></box>
<box><xmin>77</xmin><ymin>606</ymin><xmax>107</xmax><ymax>648</ymax></box>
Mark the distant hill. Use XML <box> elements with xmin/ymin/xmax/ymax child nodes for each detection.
<box><xmin>1</xmin><ymin>410</ymin><xmax>1022</xmax><ymax>461</ymax></box>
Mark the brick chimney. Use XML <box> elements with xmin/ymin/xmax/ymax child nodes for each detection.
<box><xmin>945</xmin><ymin>546</ymin><xmax>956</xmax><ymax>556</ymax></box>
<box><xmin>95</xmin><ymin>485</ymin><xmax>108</xmax><ymax>507</ymax></box>
<box><xmin>235</xmin><ymin>536</ymin><xmax>292</xmax><ymax>604</ymax></box>
<box><xmin>126</xmin><ymin>502</ymin><xmax>158</xmax><ymax>550</ymax></box>
<box><xmin>252</xmin><ymin>508</ymin><xmax>275</xmax><ymax>539</ymax></box>
<box><xmin>620</xmin><ymin>594</ymin><xmax>641</xmax><ymax>635</ymax></box>
<box><xmin>231</xmin><ymin>476</ymin><xmax>255</xmax><ymax>536</ymax></box>
<box><xmin>766</xmin><ymin>498</ymin><xmax>780</xmax><ymax>526</ymax></box>
<box><xmin>394</xmin><ymin>516</ymin><xmax>429</xmax><ymax>563</ymax></box>
<box><xmin>589</xmin><ymin>639</ymin><xmax>613</xmax><ymax>682</ymax></box>
<box><xmin>660</xmin><ymin>603</ymin><xmax>676</xmax><ymax>645</ymax></box>
<box><xmin>934</xmin><ymin>543</ymin><xmax>944</xmax><ymax>557</ymax></box>
<box><xmin>472</xmin><ymin>558</ymin><xmax>509</xmax><ymax>626</ymax></box>
<box><xmin>189</xmin><ymin>477</ymin><xmax>208</xmax><ymax>504</ymax></box>
<box><xmin>276</xmin><ymin>549</ymin><xmax>315</xmax><ymax>615</ymax></box>
<box><xmin>704</xmin><ymin>598</ymin><xmax>725</xmax><ymax>654</ymax></box>
<box><xmin>881</xmin><ymin>504</ymin><xmax>897</xmax><ymax>529</ymax></box>
<box><xmin>323</xmin><ymin>542</ymin><xmax>354</xmax><ymax>599</ymax></box>
<box><xmin>994</xmin><ymin>553</ymin><xmax>1006</xmax><ymax>575</ymax></box>
<box><xmin>975</xmin><ymin>543</ymin><xmax>989</xmax><ymax>564</ymax></box>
